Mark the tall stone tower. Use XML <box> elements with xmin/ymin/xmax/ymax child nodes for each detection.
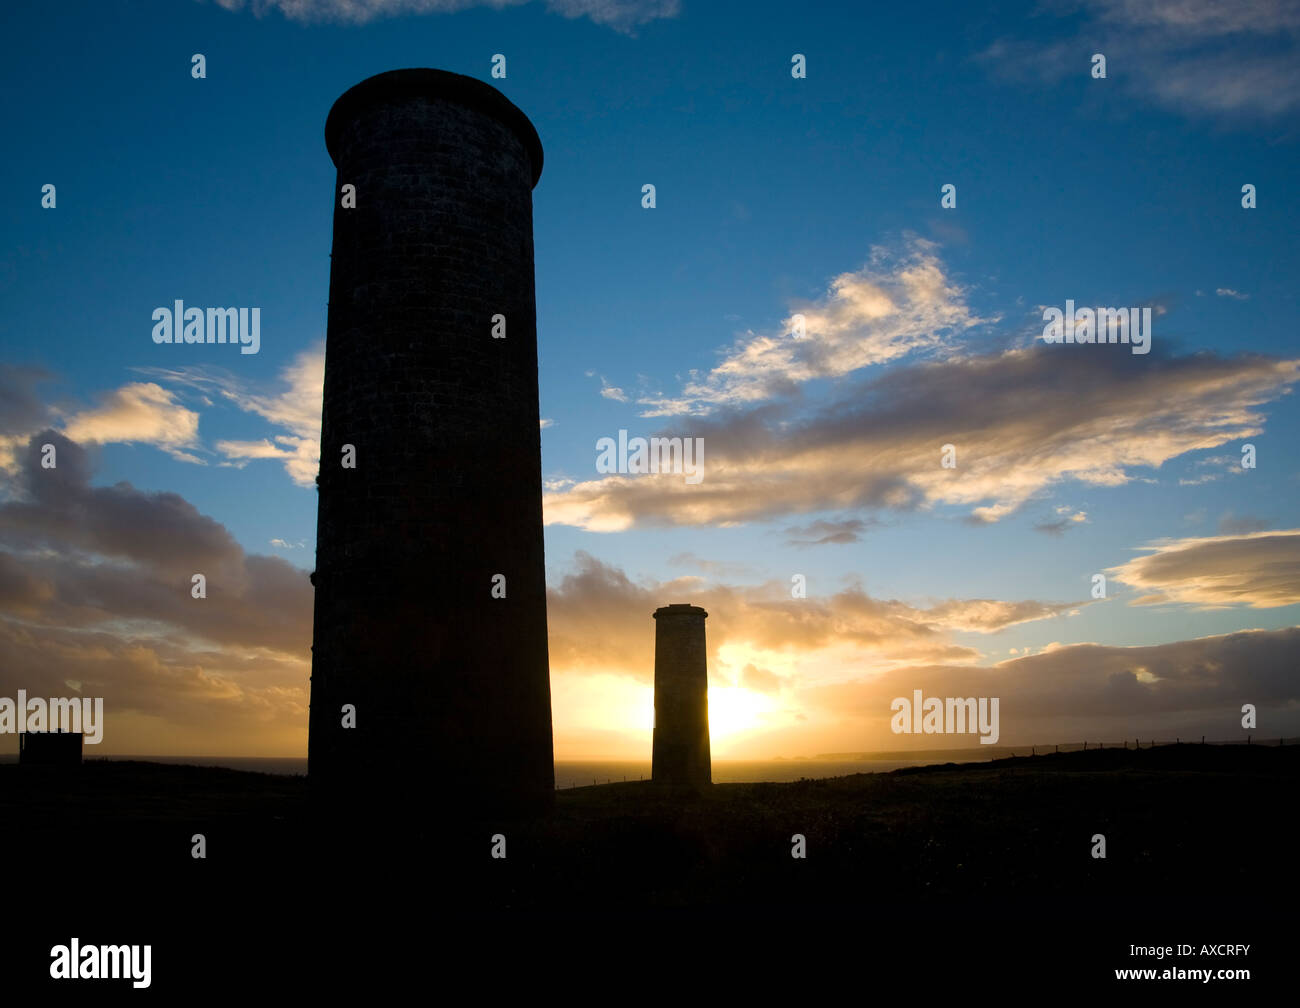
<box><xmin>309</xmin><ymin>68</ymin><xmax>554</xmax><ymax>817</ymax></box>
<box><xmin>651</xmin><ymin>604</ymin><xmax>711</xmax><ymax>787</ymax></box>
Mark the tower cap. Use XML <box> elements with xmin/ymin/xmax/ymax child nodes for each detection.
<box><xmin>653</xmin><ymin>604</ymin><xmax>709</xmax><ymax>619</ymax></box>
<box><xmin>325</xmin><ymin>67</ymin><xmax>544</xmax><ymax>187</ymax></box>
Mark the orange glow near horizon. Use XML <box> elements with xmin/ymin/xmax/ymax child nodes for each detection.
<box><xmin>548</xmin><ymin>672</ymin><xmax>788</xmax><ymax>760</ymax></box>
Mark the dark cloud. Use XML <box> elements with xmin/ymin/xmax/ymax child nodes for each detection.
<box><xmin>1110</xmin><ymin>530</ymin><xmax>1300</xmax><ymax>607</ymax></box>
<box><xmin>1</xmin><ymin>434</ymin><xmax>235</xmax><ymax>578</ymax></box>
<box><xmin>784</xmin><ymin>518</ymin><xmax>876</xmax><ymax>546</ymax></box>
<box><xmin>0</xmin><ymin>364</ymin><xmax>53</xmax><ymax>437</ymax></box>
<box><xmin>0</xmin><ymin>433</ymin><xmax>311</xmax><ymax>752</ymax></box>
<box><xmin>546</xmin><ymin>551</ymin><xmax>1082</xmax><ymax>682</ymax></box>
<box><xmin>1034</xmin><ymin>510</ymin><xmax>1087</xmax><ymax>535</ymax></box>
<box><xmin>799</xmin><ymin>626</ymin><xmax>1300</xmax><ymax>743</ymax></box>
<box><xmin>546</xmin><ymin>345</ymin><xmax>1299</xmax><ymax>530</ymax></box>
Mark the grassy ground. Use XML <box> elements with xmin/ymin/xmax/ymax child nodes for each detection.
<box><xmin>3</xmin><ymin>743</ymin><xmax>1292</xmax><ymax>915</ymax></box>
<box><xmin>5</xmin><ymin>744</ymin><xmax>1291</xmax><ymax>991</ymax></box>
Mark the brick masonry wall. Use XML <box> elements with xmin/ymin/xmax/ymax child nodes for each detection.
<box><xmin>651</xmin><ymin>605</ymin><xmax>711</xmax><ymax>786</ymax></box>
<box><xmin>309</xmin><ymin>70</ymin><xmax>554</xmax><ymax>816</ymax></box>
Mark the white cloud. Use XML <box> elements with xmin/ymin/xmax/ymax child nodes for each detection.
<box><xmin>59</xmin><ymin>382</ymin><xmax>203</xmax><ymax>464</ymax></box>
<box><xmin>139</xmin><ymin>343</ymin><xmax>323</xmax><ymax>487</ymax></box>
<box><xmin>590</xmin><ymin>373</ymin><xmax>630</xmax><ymax>402</ymax></box>
<box><xmin>637</xmin><ymin>237</ymin><xmax>994</xmax><ymax>417</ymax></box>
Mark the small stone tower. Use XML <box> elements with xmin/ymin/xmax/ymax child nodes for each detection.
<box><xmin>309</xmin><ymin>69</ymin><xmax>554</xmax><ymax>817</ymax></box>
<box><xmin>651</xmin><ymin>604</ymin><xmax>711</xmax><ymax>787</ymax></box>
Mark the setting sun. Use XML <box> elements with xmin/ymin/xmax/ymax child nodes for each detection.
<box><xmin>707</xmin><ymin>686</ymin><xmax>776</xmax><ymax>748</ymax></box>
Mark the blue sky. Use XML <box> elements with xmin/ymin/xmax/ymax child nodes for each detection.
<box><xmin>2</xmin><ymin>0</ymin><xmax>1298</xmax><ymax>758</ymax></box>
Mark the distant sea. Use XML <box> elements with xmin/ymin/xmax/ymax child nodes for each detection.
<box><xmin>0</xmin><ymin>753</ymin><xmax>979</xmax><ymax>785</ymax></box>
<box><xmin>551</xmin><ymin>758</ymin><xmax>966</xmax><ymax>788</ymax></box>
<box><xmin>0</xmin><ymin>754</ymin><xmax>311</xmax><ymax>777</ymax></box>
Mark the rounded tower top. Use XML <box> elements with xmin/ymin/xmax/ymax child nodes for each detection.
<box><xmin>654</xmin><ymin>603</ymin><xmax>709</xmax><ymax>619</ymax></box>
<box><xmin>325</xmin><ymin>67</ymin><xmax>544</xmax><ymax>187</ymax></box>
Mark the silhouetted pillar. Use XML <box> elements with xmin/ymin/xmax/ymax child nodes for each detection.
<box><xmin>18</xmin><ymin>732</ymin><xmax>83</xmax><ymax>766</ymax></box>
<box><xmin>651</xmin><ymin>604</ymin><xmax>711</xmax><ymax>787</ymax></box>
<box><xmin>309</xmin><ymin>68</ymin><xmax>554</xmax><ymax>819</ymax></box>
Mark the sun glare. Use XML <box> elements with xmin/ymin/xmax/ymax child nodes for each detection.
<box><xmin>707</xmin><ymin>686</ymin><xmax>774</xmax><ymax>746</ymax></box>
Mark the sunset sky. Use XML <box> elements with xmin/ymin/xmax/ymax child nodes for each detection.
<box><xmin>2</xmin><ymin>0</ymin><xmax>1298</xmax><ymax>760</ymax></box>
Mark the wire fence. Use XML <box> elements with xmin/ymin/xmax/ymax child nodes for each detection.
<box><xmin>989</xmin><ymin>736</ymin><xmax>1299</xmax><ymax>758</ymax></box>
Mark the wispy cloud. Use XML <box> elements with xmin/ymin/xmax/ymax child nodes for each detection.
<box><xmin>1177</xmin><ymin>452</ymin><xmax>1239</xmax><ymax>486</ymax></box>
<box><xmin>666</xmin><ymin>552</ymin><xmax>755</xmax><ymax>578</ymax></box>
<box><xmin>207</xmin><ymin>0</ymin><xmax>679</xmax><ymax>32</ymax></box>
<box><xmin>1034</xmin><ymin>508</ymin><xmax>1088</xmax><ymax>535</ymax></box>
<box><xmin>545</xmin><ymin>345</ymin><xmax>1300</xmax><ymax>531</ymax></box>
<box><xmin>978</xmin><ymin>0</ymin><xmax>1300</xmax><ymax>120</ymax></box>
<box><xmin>586</xmin><ymin>372</ymin><xmax>630</xmax><ymax>402</ymax></box>
<box><xmin>783</xmin><ymin>517</ymin><xmax>876</xmax><ymax>547</ymax></box>
<box><xmin>139</xmin><ymin>342</ymin><xmax>324</xmax><ymax>487</ymax></box>
<box><xmin>636</xmin><ymin>237</ymin><xmax>994</xmax><ymax>417</ymax></box>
